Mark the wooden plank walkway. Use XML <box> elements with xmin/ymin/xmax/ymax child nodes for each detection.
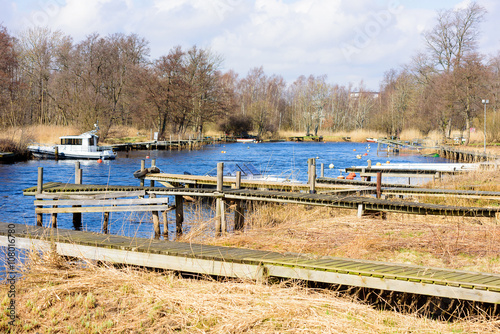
<box><xmin>23</xmin><ymin>182</ymin><xmax>500</xmax><ymax>218</ymax></box>
<box><xmin>382</xmin><ymin>187</ymin><xmax>500</xmax><ymax>200</ymax></box>
<box><xmin>1</xmin><ymin>222</ymin><xmax>499</xmax><ymax>304</ymax></box>
<box><xmin>316</xmin><ymin>177</ymin><xmax>418</xmax><ymax>188</ymax></box>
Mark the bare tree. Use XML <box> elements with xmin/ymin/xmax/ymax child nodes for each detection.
<box><xmin>0</xmin><ymin>25</ymin><xmax>20</xmax><ymax>127</ymax></box>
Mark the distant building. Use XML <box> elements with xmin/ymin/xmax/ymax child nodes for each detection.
<box><xmin>349</xmin><ymin>91</ymin><xmax>379</xmax><ymax>99</ymax></box>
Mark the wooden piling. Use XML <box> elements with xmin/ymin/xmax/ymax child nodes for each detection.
<box><xmin>320</xmin><ymin>163</ymin><xmax>324</xmax><ymax>178</ymax></box>
<box><xmin>140</xmin><ymin>160</ymin><xmax>145</xmax><ymax>187</ymax></box>
<box><xmin>54</xmin><ymin>146</ymin><xmax>58</xmax><ymax>161</ymax></box>
<box><xmin>376</xmin><ymin>172</ymin><xmax>382</xmax><ymax>199</ymax></box>
<box><xmin>234</xmin><ymin>171</ymin><xmax>244</xmax><ymax>231</ymax></box>
<box><xmin>73</xmin><ymin>162</ymin><xmax>82</xmax><ymax>230</ymax></box>
<box><xmin>102</xmin><ymin>212</ymin><xmax>109</xmax><ymax>234</ymax></box>
<box><xmin>162</xmin><ymin>211</ymin><xmax>168</xmax><ymax>240</ymax></box>
<box><xmin>309</xmin><ymin>158</ymin><xmax>316</xmax><ymax>194</ymax></box>
<box><xmin>36</xmin><ymin>167</ymin><xmax>43</xmax><ymax>226</ymax></box>
<box><xmin>216</xmin><ymin>162</ymin><xmax>224</xmax><ymax>236</ymax></box>
<box><xmin>175</xmin><ymin>195</ymin><xmax>183</xmax><ymax>237</ymax></box>
<box><xmin>151</xmin><ymin>193</ymin><xmax>160</xmax><ymax>240</ymax></box>
<box><xmin>150</xmin><ymin>159</ymin><xmax>156</xmax><ymax>187</ymax></box>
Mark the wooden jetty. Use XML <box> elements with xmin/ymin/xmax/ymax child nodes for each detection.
<box><xmin>375</xmin><ymin>138</ymin><xmax>500</xmax><ymax>163</ymax></box>
<box><xmin>382</xmin><ymin>187</ymin><xmax>500</xmax><ymax>201</ymax></box>
<box><xmin>440</xmin><ymin>146</ymin><xmax>500</xmax><ymax>163</ymax></box>
<box><xmin>144</xmin><ymin>172</ymin><xmax>371</xmax><ymax>194</ymax></box>
<box><xmin>2</xmin><ymin>222</ymin><xmax>499</xmax><ymax>305</ymax></box>
<box><xmin>111</xmin><ymin>137</ymin><xmax>220</xmax><ymax>152</ymax></box>
<box><xmin>288</xmin><ymin>135</ymin><xmax>323</xmax><ymax>142</ymax></box>
<box><xmin>316</xmin><ymin>176</ymin><xmax>418</xmax><ymax>189</ymax></box>
<box><xmin>24</xmin><ymin>181</ymin><xmax>500</xmax><ymax>222</ymax></box>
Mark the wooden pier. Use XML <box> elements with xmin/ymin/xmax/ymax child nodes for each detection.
<box><xmin>2</xmin><ymin>222</ymin><xmax>499</xmax><ymax>305</ymax></box>
<box><xmin>439</xmin><ymin>146</ymin><xmax>500</xmax><ymax>163</ymax></box>
<box><xmin>111</xmin><ymin>137</ymin><xmax>221</xmax><ymax>152</ymax></box>
<box><xmin>375</xmin><ymin>138</ymin><xmax>500</xmax><ymax>163</ymax></box>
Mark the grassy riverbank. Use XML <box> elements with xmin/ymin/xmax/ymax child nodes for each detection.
<box><xmin>1</xmin><ymin>170</ymin><xmax>500</xmax><ymax>332</ymax></box>
<box><xmin>0</xmin><ymin>124</ymin><xmax>491</xmax><ymax>144</ymax></box>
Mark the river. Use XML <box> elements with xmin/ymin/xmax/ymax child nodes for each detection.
<box><xmin>0</xmin><ymin>141</ymin><xmax>448</xmax><ymax>238</ymax></box>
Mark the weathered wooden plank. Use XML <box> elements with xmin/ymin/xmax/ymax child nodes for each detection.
<box><xmin>35</xmin><ymin>205</ymin><xmax>173</xmax><ymax>214</ymax></box>
<box><xmin>34</xmin><ymin>197</ymin><xmax>169</xmax><ymax>206</ymax></box>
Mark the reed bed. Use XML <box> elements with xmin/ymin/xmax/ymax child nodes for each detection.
<box><xmin>2</xmin><ymin>250</ymin><xmax>499</xmax><ymax>333</ymax></box>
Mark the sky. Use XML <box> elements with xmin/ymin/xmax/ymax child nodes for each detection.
<box><xmin>1</xmin><ymin>0</ymin><xmax>499</xmax><ymax>90</ymax></box>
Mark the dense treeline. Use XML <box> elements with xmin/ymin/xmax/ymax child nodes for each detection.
<box><xmin>0</xmin><ymin>2</ymin><xmax>499</xmax><ymax>141</ymax></box>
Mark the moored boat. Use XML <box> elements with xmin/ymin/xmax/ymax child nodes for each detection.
<box><xmin>28</xmin><ymin>125</ymin><xmax>116</xmax><ymax>160</ymax></box>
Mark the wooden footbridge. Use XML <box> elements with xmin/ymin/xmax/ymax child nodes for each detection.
<box><xmin>2</xmin><ymin>222</ymin><xmax>499</xmax><ymax>305</ymax></box>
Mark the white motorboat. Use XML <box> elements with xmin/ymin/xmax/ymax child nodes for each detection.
<box><xmin>28</xmin><ymin>126</ymin><xmax>116</xmax><ymax>160</ymax></box>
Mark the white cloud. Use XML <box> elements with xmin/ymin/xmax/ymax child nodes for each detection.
<box><xmin>0</xmin><ymin>0</ymin><xmax>498</xmax><ymax>89</ymax></box>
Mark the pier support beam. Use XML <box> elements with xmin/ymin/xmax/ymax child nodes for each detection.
<box><xmin>150</xmin><ymin>193</ymin><xmax>160</xmax><ymax>240</ymax></box>
<box><xmin>36</xmin><ymin>167</ymin><xmax>43</xmax><ymax>226</ymax></box>
<box><xmin>102</xmin><ymin>212</ymin><xmax>109</xmax><ymax>234</ymax></box>
<box><xmin>376</xmin><ymin>172</ymin><xmax>382</xmax><ymax>199</ymax></box>
<box><xmin>234</xmin><ymin>171</ymin><xmax>245</xmax><ymax>231</ymax></box>
<box><xmin>175</xmin><ymin>195</ymin><xmax>183</xmax><ymax>237</ymax></box>
<box><xmin>215</xmin><ymin>162</ymin><xmax>225</xmax><ymax>236</ymax></box>
<box><xmin>140</xmin><ymin>160</ymin><xmax>145</xmax><ymax>187</ymax></box>
<box><xmin>73</xmin><ymin>162</ymin><xmax>82</xmax><ymax>230</ymax></box>
<box><xmin>162</xmin><ymin>211</ymin><xmax>168</xmax><ymax>240</ymax></box>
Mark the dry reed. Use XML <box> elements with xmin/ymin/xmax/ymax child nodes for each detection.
<box><xmin>2</xmin><ymin>250</ymin><xmax>499</xmax><ymax>333</ymax></box>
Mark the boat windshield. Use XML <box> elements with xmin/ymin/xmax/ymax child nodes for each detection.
<box><xmin>206</xmin><ymin>163</ymin><xmax>263</xmax><ymax>177</ymax></box>
<box><xmin>61</xmin><ymin>138</ymin><xmax>83</xmax><ymax>145</ymax></box>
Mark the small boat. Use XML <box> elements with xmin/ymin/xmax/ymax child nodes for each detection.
<box><xmin>28</xmin><ymin>125</ymin><xmax>116</xmax><ymax>160</ymax></box>
<box><xmin>366</xmin><ymin>138</ymin><xmax>377</xmax><ymax>143</ymax></box>
<box><xmin>235</xmin><ymin>136</ymin><xmax>259</xmax><ymax>143</ymax></box>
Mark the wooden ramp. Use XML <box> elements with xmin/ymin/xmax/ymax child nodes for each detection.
<box><xmin>1</xmin><ymin>223</ymin><xmax>499</xmax><ymax>304</ymax></box>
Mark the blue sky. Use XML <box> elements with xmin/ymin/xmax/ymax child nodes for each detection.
<box><xmin>1</xmin><ymin>0</ymin><xmax>499</xmax><ymax>90</ymax></box>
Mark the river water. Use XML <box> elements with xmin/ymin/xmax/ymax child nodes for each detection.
<box><xmin>0</xmin><ymin>141</ymin><xmax>448</xmax><ymax>238</ymax></box>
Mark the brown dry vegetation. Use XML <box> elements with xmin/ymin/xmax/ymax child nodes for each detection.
<box><xmin>2</xmin><ymin>251</ymin><xmax>499</xmax><ymax>334</ymax></box>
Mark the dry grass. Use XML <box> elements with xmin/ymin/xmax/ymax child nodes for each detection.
<box><xmin>14</xmin><ymin>125</ymin><xmax>80</xmax><ymax>145</ymax></box>
<box><xmin>180</xmin><ymin>204</ymin><xmax>500</xmax><ymax>274</ymax></box>
<box><xmin>398</xmin><ymin>129</ymin><xmax>423</xmax><ymax>141</ymax></box>
<box><xmin>279</xmin><ymin>129</ymin><xmax>386</xmax><ymax>142</ymax></box>
<box><xmin>2</xmin><ymin>250</ymin><xmax>499</xmax><ymax>333</ymax></box>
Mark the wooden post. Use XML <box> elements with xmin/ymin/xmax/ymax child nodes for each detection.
<box><xmin>51</xmin><ymin>204</ymin><xmax>57</xmax><ymax>228</ymax></box>
<box><xmin>54</xmin><ymin>146</ymin><xmax>59</xmax><ymax>161</ymax></box>
<box><xmin>309</xmin><ymin>158</ymin><xmax>316</xmax><ymax>194</ymax></box>
<box><xmin>234</xmin><ymin>171</ymin><xmax>244</xmax><ymax>231</ymax></box>
<box><xmin>73</xmin><ymin>162</ymin><xmax>82</xmax><ymax>230</ymax></box>
<box><xmin>320</xmin><ymin>163</ymin><xmax>324</xmax><ymax>178</ymax></box>
<box><xmin>140</xmin><ymin>159</ymin><xmax>145</xmax><ymax>187</ymax></box>
<box><xmin>175</xmin><ymin>195</ymin><xmax>183</xmax><ymax>237</ymax></box>
<box><xmin>102</xmin><ymin>212</ymin><xmax>109</xmax><ymax>234</ymax></box>
<box><xmin>151</xmin><ymin>193</ymin><xmax>160</xmax><ymax>240</ymax></box>
<box><xmin>307</xmin><ymin>160</ymin><xmax>310</xmax><ymax>183</ymax></box>
<box><xmin>357</xmin><ymin>204</ymin><xmax>364</xmax><ymax>218</ymax></box>
<box><xmin>235</xmin><ymin>170</ymin><xmax>241</xmax><ymax>190</ymax></box>
<box><xmin>36</xmin><ymin>167</ymin><xmax>43</xmax><ymax>226</ymax></box>
<box><xmin>376</xmin><ymin>172</ymin><xmax>382</xmax><ymax>199</ymax></box>
<box><xmin>162</xmin><ymin>211</ymin><xmax>168</xmax><ymax>240</ymax></box>
<box><xmin>216</xmin><ymin>162</ymin><xmax>224</xmax><ymax>236</ymax></box>
<box><xmin>150</xmin><ymin>159</ymin><xmax>156</xmax><ymax>187</ymax></box>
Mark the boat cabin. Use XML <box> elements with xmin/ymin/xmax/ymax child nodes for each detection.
<box><xmin>59</xmin><ymin>132</ymin><xmax>100</xmax><ymax>152</ymax></box>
